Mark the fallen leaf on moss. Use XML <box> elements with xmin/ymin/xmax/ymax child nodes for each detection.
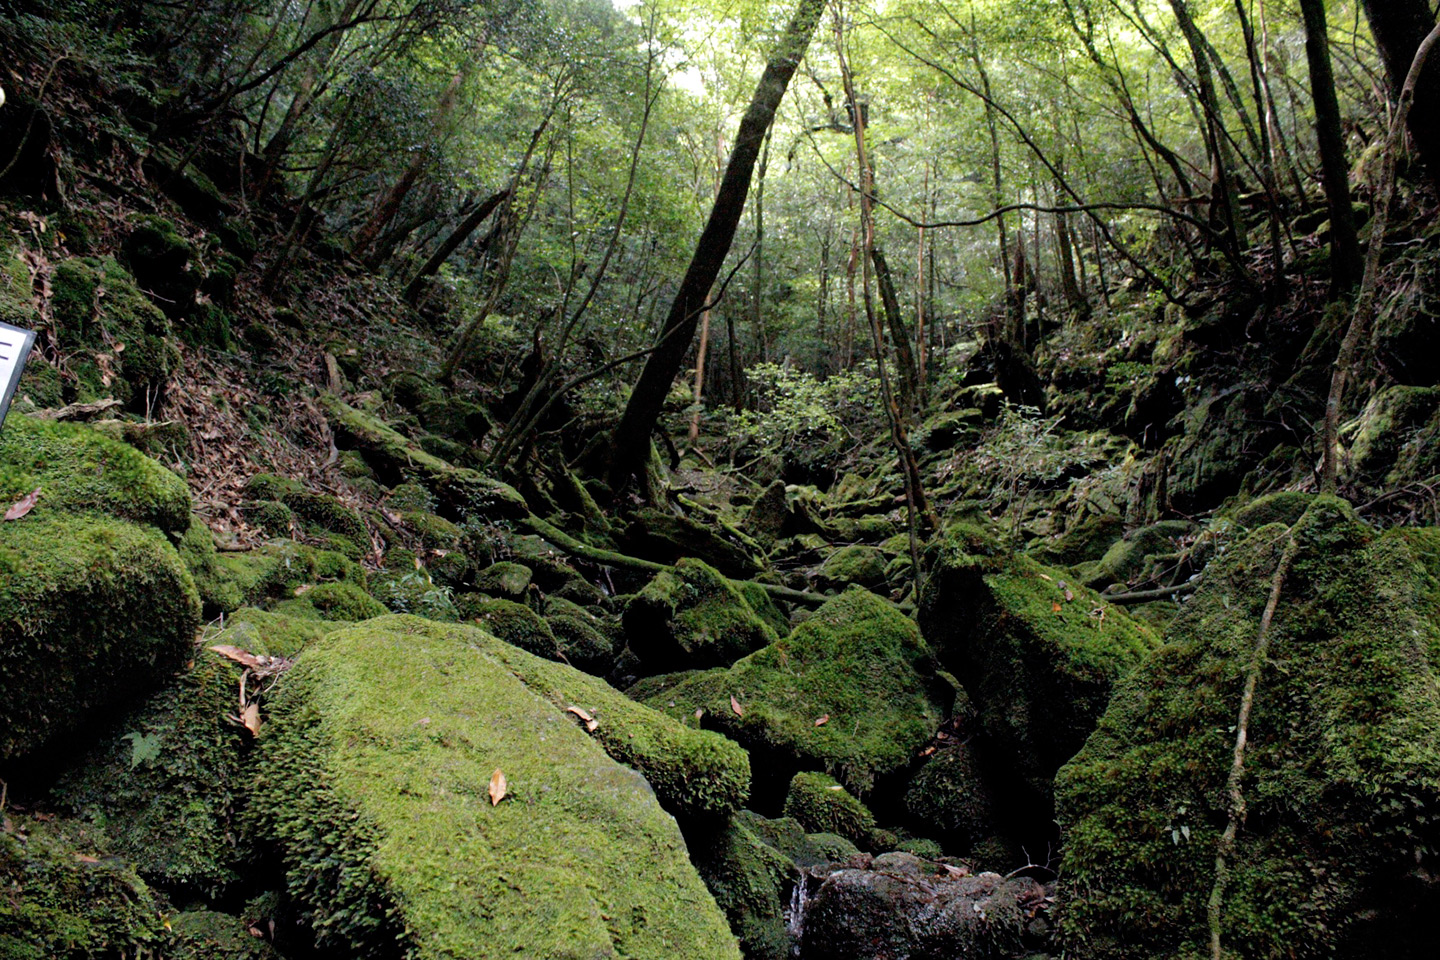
<box><xmin>567</xmin><ymin>706</ymin><xmax>599</xmax><ymax>732</ymax></box>
<box><xmin>814</xmin><ymin>714</ymin><xmax>829</xmax><ymax>726</ymax></box>
<box><xmin>74</xmin><ymin>854</ymin><xmax>100</xmax><ymax>864</ymax></box>
<box><xmin>694</xmin><ymin>708</ymin><xmax>704</xmax><ymax>721</ymax></box>
<box><xmin>1052</xmin><ymin>602</ymin><xmax>1063</xmax><ymax>613</ymax></box>
<box><xmin>4</xmin><ymin>488</ymin><xmax>40</xmax><ymax>521</ymax></box>
<box><xmin>730</xmin><ymin>695</ymin><xmax>744</xmax><ymax>717</ymax></box>
<box><xmin>489</xmin><ymin>768</ymin><xmax>507</xmax><ymax>806</ymax></box>
<box><xmin>209</xmin><ymin>644</ymin><xmax>265</xmax><ymax>669</ymax></box>
<box><xmin>240</xmin><ymin>702</ymin><xmax>261</xmax><ymax>736</ymax></box>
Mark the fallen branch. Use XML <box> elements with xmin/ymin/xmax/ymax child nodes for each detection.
<box><xmin>1104</xmin><ymin>581</ymin><xmax>1200</xmax><ymax>605</ymax></box>
<box><xmin>33</xmin><ymin>398</ymin><xmax>122</xmax><ymax>421</ymax></box>
<box><xmin>521</xmin><ymin>515</ymin><xmax>828</xmax><ymax>607</ymax></box>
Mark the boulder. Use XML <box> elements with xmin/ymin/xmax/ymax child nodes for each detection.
<box><xmin>918</xmin><ymin>528</ymin><xmax>1156</xmax><ymax>833</ymax></box>
<box><xmin>1057</xmin><ymin>498</ymin><xmax>1440</xmax><ymax>958</ymax></box>
<box><xmin>797</xmin><ymin>853</ymin><xmax>1051</xmax><ymax>960</ymax></box>
<box><xmin>637</xmin><ymin>589</ymin><xmax>950</xmax><ymax>804</ymax></box>
<box><xmin>473</xmin><ymin>560</ymin><xmax>533</xmax><ymax>598</ymax></box>
<box><xmin>1095</xmin><ymin>519</ymin><xmax>1192</xmax><ymax>585</ymax></box>
<box><xmin>465</xmin><ymin>597</ymin><xmax>564</xmax><ymax>660</ymax></box>
<box><xmin>249</xmin><ymin>615</ymin><xmax>743</xmax><ymax>959</ymax></box>
<box><xmin>816</xmin><ymin>544</ymin><xmax>887</xmax><ymax>591</ymax></box>
<box><xmin>621</xmin><ymin>507</ymin><xmax>763</xmax><ymax>578</ymax></box>
<box><xmin>1345</xmin><ymin>385</ymin><xmax>1440</xmax><ymax>486</ymax></box>
<box><xmin>624</xmin><ymin>558</ymin><xmax>778</xmax><ymax>672</ymax></box>
<box><xmin>783</xmin><ymin>772</ymin><xmax>877</xmax><ymax>849</ymax></box>
<box><xmin>903</xmin><ymin>735</ymin><xmax>1002</xmax><ymax>855</ymax></box>
<box><xmin>744</xmin><ymin>480</ymin><xmax>789</xmax><ymax>546</ymax></box>
<box><xmin>0</xmin><ymin>515</ymin><xmax>201</xmax><ymax>759</ymax></box>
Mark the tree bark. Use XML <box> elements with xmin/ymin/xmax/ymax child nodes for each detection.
<box><xmin>603</xmin><ymin>0</ymin><xmax>826</xmax><ymax>493</ymax></box>
<box><xmin>1361</xmin><ymin>0</ymin><xmax>1440</xmax><ymax>183</ymax></box>
<box><xmin>1300</xmin><ymin>0</ymin><xmax>1362</xmax><ymax>293</ymax></box>
<box><xmin>402</xmin><ymin>188</ymin><xmax>509</xmax><ymax>304</ymax></box>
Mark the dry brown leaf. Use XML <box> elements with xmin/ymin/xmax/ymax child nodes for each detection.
<box><xmin>1052</xmin><ymin>601</ymin><xmax>1063</xmax><ymax>613</ymax></box>
<box><xmin>293</xmin><ymin>583</ymin><xmax>312</xmax><ymax>596</ymax></box>
<box><xmin>489</xmin><ymin>768</ymin><xmax>507</xmax><ymax>806</ymax></box>
<box><xmin>209</xmin><ymin>644</ymin><xmax>265</xmax><ymax>669</ymax></box>
<box><xmin>814</xmin><ymin>714</ymin><xmax>830</xmax><ymax>726</ymax></box>
<box><xmin>567</xmin><ymin>706</ymin><xmax>599</xmax><ymax>733</ymax></box>
<box><xmin>240</xmin><ymin>702</ymin><xmax>261</xmax><ymax>736</ymax></box>
<box><xmin>74</xmin><ymin>853</ymin><xmax>100</xmax><ymax>864</ymax></box>
<box><xmin>4</xmin><ymin>488</ymin><xmax>40</xmax><ymax>521</ymax></box>
<box><xmin>1037</xmin><ymin>573</ymin><xmax>1053</xmax><ymax>582</ymax></box>
<box><xmin>730</xmin><ymin>695</ymin><xmax>744</xmax><ymax>717</ymax></box>
<box><xmin>694</xmin><ymin>708</ymin><xmax>704</xmax><ymax>721</ymax></box>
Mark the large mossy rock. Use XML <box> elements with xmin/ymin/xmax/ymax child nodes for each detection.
<box><xmin>249</xmin><ymin>615</ymin><xmax>742</xmax><ymax>959</ymax></box>
<box><xmin>1057</xmin><ymin>498</ymin><xmax>1440</xmax><ymax>958</ymax></box>
<box><xmin>624</xmin><ymin>558</ymin><xmax>778</xmax><ymax>672</ymax></box>
<box><xmin>917</xmin><ymin>528</ymin><xmax>1157</xmax><ymax>823</ymax></box>
<box><xmin>636</xmin><ymin>589</ymin><xmax>950</xmax><ymax>802</ymax></box>
<box><xmin>621</xmin><ymin>507</ymin><xmax>764</xmax><ymax>579</ymax></box>
<box><xmin>0</xmin><ymin>414</ymin><xmax>192</xmax><ymax>536</ymax></box>
<box><xmin>0</xmin><ymin>515</ymin><xmax>201</xmax><ymax>758</ymax></box>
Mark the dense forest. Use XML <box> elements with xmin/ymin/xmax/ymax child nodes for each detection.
<box><xmin>2</xmin><ymin>0</ymin><xmax>1440</xmax><ymax>956</ymax></box>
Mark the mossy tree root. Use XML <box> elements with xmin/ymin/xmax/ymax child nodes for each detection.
<box><xmin>1206</xmin><ymin>528</ymin><xmax>1301</xmax><ymax>960</ymax></box>
<box><xmin>520</xmin><ymin>515</ymin><xmax>827</xmax><ymax>607</ymax></box>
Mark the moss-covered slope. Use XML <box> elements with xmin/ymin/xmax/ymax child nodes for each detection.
<box><xmin>249</xmin><ymin>615</ymin><xmax>742</xmax><ymax>959</ymax></box>
<box><xmin>1057</xmin><ymin>498</ymin><xmax>1440</xmax><ymax>958</ymax></box>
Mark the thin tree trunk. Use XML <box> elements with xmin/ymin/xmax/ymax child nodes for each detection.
<box><xmin>1361</xmin><ymin>0</ymin><xmax>1440</xmax><ymax>182</ymax></box>
<box><xmin>603</xmin><ymin>0</ymin><xmax>827</xmax><ymax>492</ymax></box>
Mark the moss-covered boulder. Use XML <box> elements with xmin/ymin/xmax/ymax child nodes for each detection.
<box><xmin>816</xmin><ymin>544</ymin><xmax>888</xmax><ymax>590</ymax></box>
<box><xmin>1095</xmin><ymin>519</ymin><xmax>1192</xmax><ymax>585</ymax></box>
<box><xmin>902</xmin><ymin>736</ymin><xmax>1001</xmax><ymax>854</ymax></box>
<box><xmin>1</xmin><ymin>515</ymin><xmax>201</xmax><ymax>759</ymax></box>
<box><xmin>467</xmin><ymin>597</ymin><xmax>564</xmax><ymax>659</ymax></box>
<box><xmin>120</xmin><ymin>215</ymin><xmax>199</xmax><ymax>320</ymax></box>
<box><xmin>177</xmin><ymin>512</ymin><xmax>244</xmax><ymax>615</ymax></box>
<box><xmin>783</xmin><ymin>772</ymin><xmax>877</xmax><ymax>849</ymax></box>
<box><xmin>743</xmin><ymin>480</ymin><xmax>789</xmax><ymax>547</ymax></box>
<box><xmin>167</xmin><ymin>909</ymin><xmax>281</xmax><ymax>960</ymax></box>
<box><xmin>473</xmin><ymin>560</ymin><xmax>532</xmax><ymax>598</ymax></box>
<box><xmin>214</xmin><ymin>539</ymin><xmax>366</xmax><ymax>609</ymax></box>
<box><xmin>545</xmin><ymin>596</ymin><xmax>618</xmax><ymax>675</ymax></box>
<box><xmin>0</xmin><ymin>815</ymin><xmax>168</xmax><ymax>959</ymax></box>
<box><xmin>637</xmin><ymin>589</ymin><xmax>949</xmax><ymax>802</ymax></box>
<box><xmin>1346</xmin><ymin>384</ymin><xmax>1440</xmax><ymax>486</ymax></box>
<box><xmin>0</xmin><ymin>415</ymin><xmax>191</xmax><ymax>536</ymax></box>
<box><xmin>917</xmin><ymin>533</ymin><xmax>1157</xmax><ymax>826</ymax></box>
<box><xmin>624</xmin><ymin>558</ymin><xmax>778</xmax><ymax>672</ymax></box>
<box><xmin>248</xmin><ymin>615</ymin><xmax>742</xmax><ymax>959</ymax></box>
<box><xmin>1057</xmin><ymin>498</ymin><xmax>1440</xmax><ymax>958</ymax></box>
<box><xmin>1229</xmin><ymin>489</ymin><xmax>1314</xmax><ymax>529</ymax></box>
<box><xmin>243</xmin><ymin>472</ymin><xmax>370</xmax><ymax>557</ymax></box>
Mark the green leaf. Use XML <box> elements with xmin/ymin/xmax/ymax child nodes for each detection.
<box><xmin>122</xmin><ymin>731</ymin><xmax>163</xmax><ymax>769</ymax></box>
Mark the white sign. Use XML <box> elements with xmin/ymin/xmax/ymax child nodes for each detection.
<box><xmin>0</xmin><ymin>320</ymin><xmax>37</xmax><ymax>430</ymax></box>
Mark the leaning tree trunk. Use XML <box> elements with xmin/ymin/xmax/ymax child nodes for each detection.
<box><xmin>603</xmin><ymin>0</ymin><xmax>827</xmax><ymax>493</ymax></box>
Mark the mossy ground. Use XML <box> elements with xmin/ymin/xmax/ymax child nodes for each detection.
<box><xmin>1057</xmin><ymin>498</ymin><xmax>1440</xmax><ymax>958</ymax></box>
<box><xmin>248</xmin><ymin>615</ymin><xmax>741</xmax><ymax>959</ymax></box>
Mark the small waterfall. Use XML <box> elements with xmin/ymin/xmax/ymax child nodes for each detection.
<box><xmin>785</xmin><ymin>875</ymin><xmax>810</xmax><ymax>954</ymax></box>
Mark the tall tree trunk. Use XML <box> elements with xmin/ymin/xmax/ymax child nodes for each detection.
<box><xmin>603</xmin><ymin>0</ymin><xmax>826</xmax><ymax>493</ymax></box>
<box><xmin>402</xmin><ymin>188</ymin><xmax>509</xmax><ymax>303</ymax></box>
<box><xmin>1299</xmin><ymin>0</ymin><xmax>1362</xmax><ymax>292</ymax></box>
<box><xmin>1360</xmin><ymin>0</ymin><xmax>1440</xmax><ymax>183</ymax></box>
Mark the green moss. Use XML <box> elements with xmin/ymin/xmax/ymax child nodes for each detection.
<box><xmin>640</xmin><ymin>589</ymin><xmax>948</xmax><ymax>798</ymax></box>
<box><xmin>1097</xmin><ymin>520</ymin><xmax>1192</xmax><ymax>584</ymax></box>
<box><xmin>686</xmin><ymin>814</ymin><xmax>798</xmax><ymax>960</ymax></box>
<box><xmin>1346</xmin><ymin>385</ymin><xmax>1440</xmax><ymax>485</ymax></box>
<box><xmin>215</xmin><ymin>539</ymin><xmax>366</xmax><ymax>608</ymax></box>
<box><xmin>623</xmin><ymin>507</ymin><xmax>764</xmax><ymax>579</ymax></box>
<box><xmin>338</xmin><ymin>449</ymin><xmax>375</xmax><ymax>480</ymax></box>
<box><xmin>177</xmin><ymin>513</ymin><xmax>243</xmax><ymax>615</ymax></box>
<box><xmin>1028</xmin><ymin>511</ymin><xmax>1125</xmax><ymax>568</ymax></box>
<box><xmin>304</xmin><ymin>581</ymin><xmax>387</xmax><ymax>621</ymax></box>
<box><xmin>16</xmin><ymin>360</ymin><xmax>63</xmax><ymax>409</ymax></box>
<box><xmin>417</xmin><ymin>396</ymin><xmax>492</xmax><ymax>445</ymax></box>
<box><xmin>428</xmin><ymin>550</ymin><xmax>471</xmax><ymax>589</ymax></box>
<box><xmin>404</xmin><ymin>510</ymin><xmax>462</xmax><ymax>551</ymax></box>
<box><xmin>1229</xmin><ymin>490</ymin><xmax>1314</xmax><ymax>529</ymax></box>
<box><xmin>51</xmin><ymin>646</ymin><xmax>261</xmax><ymax>896</ymax></box>
<box><xmin>782</xmin><ymin>772</ymin><xmax>876</xmax><ymax>849</ymax></box>
<box><xmin>248</xmin><ymin>615</ymin><xmax>742</xmax><ymax>959</ymax></box>
<box><xmin>0</xmin><ymin>815</ymin><xmax>167</xmax><ymax>959</ymax></box>
<box><xmin>47</xmin><ymin>256</ymin><xmax>177</xmax><ymax>407</ymax></box>
<box><xmin>467</xmin><ymin>597</ymin><xmax>563</xmax><ymax>660</ymax></box>
<box><xmin>321</xmin><ymin>394</ymin><xmax>528</xmax><ymax>522</ymax></box>
<box><xmin>386</xmin><ymin>370</ymin><xmax>443</xmax><ymax>409</ymax></box>
<box><xmin>244</xmin><ymin>473</ymin><xmax>369</xmax><ymax>554</ymax></box>
<box><xmin>919</xmin><ymin>541</ymin><xmax>1156</xmax><ymax>813</ymax></box>
<box><xmin>0</xmin><ymin>415</ymin><xmax>191</xmax><ymax>536</ymax></box>
<box><xmin>902</xmin><ymin>738</ymin><xmax>998</xmax><ymax>852</ymax></box>
<box><xmin>386</xmin><ymin>481</ymin><xmax>434</xmax><ymax>512</ymax></box>
<box><xmin>0</xmin><ymin>515</ymin><xmax>201</xmax><ymax>759</ymax></box>
<box><xmin>241</xmin><ymin>499</ymin><xmax>294</xmax><ymax>536</ymax></box>
<box><xmin>167</xmin><ymin>910</ymin><xmax>280</xmax><ymax>960</ymax></box>
<box><xmin>817</xmin><ymin>544</ymin><xmax>888</xmax><ymax>589</ymax></box>
<box><xmin>624</xmin><ymin>558</ymin><xmax>778</xmax><ymax>672</ymax></box>
<box><xmin>217</xmin><ymin>606</ymin><xmax>340</xmax><ymax>659</ymax></box>
<box><xmin>473</xmin><ymin>560</ymin><xmax>533</xmax><ymax>598</ymax></box>
<box><xmin>1057</xmin><ymin>497</ymin><xmax>1440</xmax><ymax>958</ymax></box>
